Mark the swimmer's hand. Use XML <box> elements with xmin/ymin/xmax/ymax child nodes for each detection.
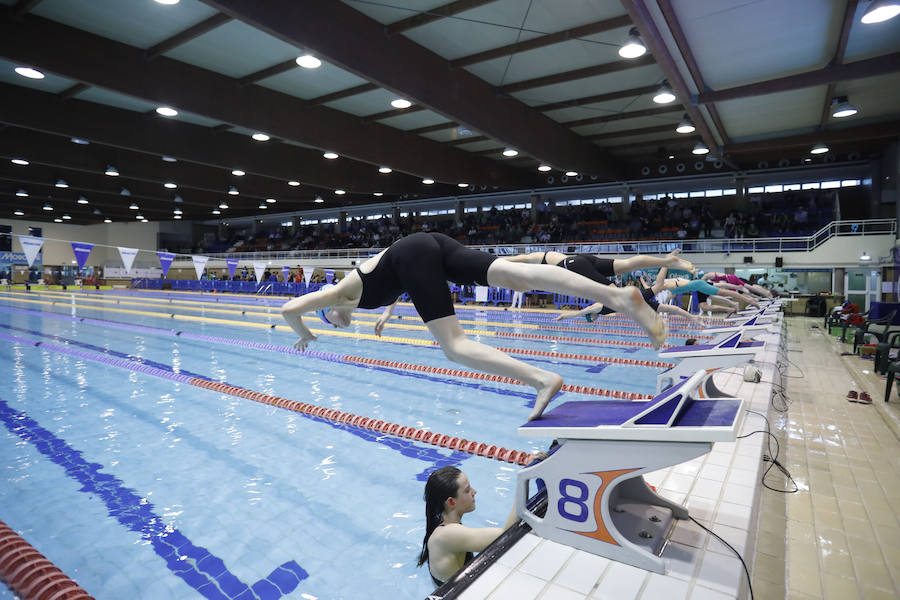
<box><xmin>524</xmin><ymin>451</ymin><xmax>549</xmax><ymax>465</ymax></box>
<box><xmin>552</xmin><ymin>311</ymin><xmax>580</xmax><ymax>321</ymax></box>
<box><xmin>293</xmin><ymin>332</ymin><xmax>317</xmax><ymax>351</ymax></box>
<box><xmin>374</xmin><ymin>313</ymin><xmax>389</xmax><ymax>337</ymax></box>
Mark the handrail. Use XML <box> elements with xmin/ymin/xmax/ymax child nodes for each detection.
<box><xmin>165</xmin><ymin>218</ymin><xmax>896</xmax><ymax>263</ymax></box>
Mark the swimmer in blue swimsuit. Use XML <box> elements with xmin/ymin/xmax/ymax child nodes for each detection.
<box><xmin>281</xmin><ymin>232</ymin><xmax>667</xmax><ymax>420</ymax></box>
<box><xmin>655</xmin><ymin>268</ymin><xmax>760</xmax><ymax>307</ymax></box>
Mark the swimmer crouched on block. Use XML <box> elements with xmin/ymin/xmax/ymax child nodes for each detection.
<box><xmin>280</xmin><ymin>232</ymin><xmax>667</xmax><ymax>420</ymax></box>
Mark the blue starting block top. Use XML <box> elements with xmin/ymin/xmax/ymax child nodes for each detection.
<box><xmin>520</xmin><ymin>370</ymin><xmax>744</xmax><ymax>442</ymax></box>
<box><xmin>659</xmin><ymin>331</ymin><xmax>764</xmax><ymax>358</ymax></box>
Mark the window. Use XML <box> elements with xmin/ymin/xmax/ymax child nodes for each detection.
<box><xmin>673</xmin><ymin>192</ymin><xmax>688</xmax><ymax>198</ymax></box>
<box><xmin>723</xmin><ymin>189</ymin><xmax>737</xmax><ymax>195</ymax></box>
<box><xmin>705</xmin><ymin>189</ymin><xmax>723</xmax><ymax>197</ymax></box>
<box><xmin>821</xmin><ymin>180</ymin><xmax>841</xmax><ymax>189</ymax></box>
<box><xmin>604</xmin><ymin>196</ymin><xmax>623</xmax><ymax>204</ymax></box>
<box><xmin>764</xmin><ymin>185</ymin><xmax>782</xmax><ymax>193</ymax></box>
<box><xmin>748</xmin><ymin>186</ymin><xmax>764</xmax><ymax>193</ymax></box>
<box><xmin>689</xmin><ymin>191</ymin><xmax>705</xmax><ymax>198</ymax></box>
<box><xmin>400</xmin><ymin>212</ymin><xmax>409</xmax><ymax>217</ymax></box>
<box><xmin>464</xmin><ymin>207</ymin><xmax>478</xmax><ymax>213</ymax></box>
<box><xmin>801</xmin><ymin>183</ymin><xmax>820</xmax><ymax>190</ymax></box>
<box><xmin>841</xmin><ymin>179</ymin><xmax>860</xmax><ymax>187</ymax></box>
<box><xmin>783</xmin><ymin>184</ymin><xmax>801</xmax><ymax>191</ymax></box>
<box><xmin>300</xmin><ymin>219</ymin><xmax>318</xmax><ymax>225</ymax></box>
<box><xmin>280</xmin><ymin>220</ymin><xmax>293</xmax><ymax>226</ymax></box>
<box><xmin>321</xmin><ymin>218</ymin><xmax>338</xmax><ymax>224</ymax></box>
<box><xmin>644</xmin><ymin>194</ymin><xmax>657</xmax><ymax>200</ymax></box>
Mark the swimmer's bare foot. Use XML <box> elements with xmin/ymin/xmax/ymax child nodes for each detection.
<box><xmin>665</xmin><ymin>249</ymin><xmax>695</xmax><ymax>274</ymax></box>
<box><xmin>529</xmin><ymin>372</ymin><xmax>563</xmax><ymax>421</ymax></box>
<box><xmin>649</xmin><ymin>317</ymin><xmax>667</xmax><ymax>350</ymax></box>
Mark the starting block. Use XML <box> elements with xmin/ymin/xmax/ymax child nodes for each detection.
<box><xmin>656</xmin><ymin>331</ymin><xmax>764</xmax><ymax>393</ymax></box>
<box><xmin>702</xmin><ymin>313</ymin><xmax>779</xmax><ymax>335</ymax></box>
<box><xmin>516</xmin><ymin>370</ymin><xmax>744</xmax><ymax>574</ymax></box>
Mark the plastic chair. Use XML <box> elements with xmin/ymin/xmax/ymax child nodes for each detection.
<box><xmin>884</xmin><ymin>359</ymin><xmax>900</xmax><ymax>402</ymax></box>
<box><xmin>853</xmin><ymin>310</ymin><xmax>898</xmax><ymax>354</ymax></box>
<box><xmin>874</xmin><ymin>331</ymin><xmax>900</xmax><ymax>375</ymax></box>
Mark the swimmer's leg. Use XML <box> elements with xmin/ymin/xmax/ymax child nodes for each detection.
<box><xmin>612</xmin><ymin>249</ymin><xmax>695</xmax><ymax>276</ymax></box>
<box><xmin>426</xmin><ymin>315</ymin><xmax>563</xmax><ymax>420</ymax></box>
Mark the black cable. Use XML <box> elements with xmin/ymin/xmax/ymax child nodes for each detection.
<box><xmin>740</xmin><ymin>410</ymin><xmax>798</xmax><ymax>493</ymax></box>
<box><xmin>690</xmin><ymin>516</ymin><xmax>754</xmax><ymax>600</ymax></box>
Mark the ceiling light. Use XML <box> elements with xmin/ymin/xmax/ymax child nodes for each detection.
<box><xmin>164</xmin><ymin>182</ymin><xmax>177</xmax><ymax>189</ymax></box>
<box><xmin>219</xmin><ymin>202</ymin><xmax>229</xmax><ymax>209</ymax></box>
<box><xmin>860</xmin><ymin>250</ymin><xmax>872</xmax><ymax>261</ymax></box>
<box><xmin>71</xmin><ymin>137</ymin><xmax>90</xmax><ymax>145</ymax></box>
<box><xmin>14</xmin><ymin>209</ymin><xmax>24</xmax><ymax>216</ymax></box>
<box><xmin>266</xmin><ymin>198</ymin><xmax>276</xmax><ymax>203</ymax></box>
<box><xmin>103</xmin><ymin>165</ymin><xmax>119</xmax><ymax>177</ymax></box>
<box><xmin>653</xmin><ymin>82</ymin><xmax>676</xmax><ymax>104</ymax></box>
<box><xmin>861</xmin><ymin>0</ymin><xmax>900</xmax><ymax>23</ymax></box>
<box><xmin>16</xmin><ymin>189</ymin><xmax>28</xmax><ymax>197</ymax></box>
<box><xmin>154</xmin><ymin>0</ymin><xmax>180</xmax><ymax>4</ymax></box>
<box><xmin>831</xmin><ymin>97</ymin><xmax>858</xmax><ymax>118</ymax></box>
<box><xmin>129</xmin><ymin>202</ymin><xmax>139</xmax><ymax>210</ymax></box>
<box><xmin>296</xmin><ymin>54</ymin><xmax>322</xmax><ymax>69</ymax></box>
<box><xmin>92</xmin><ymin>209</ymin><xmax>102</xmax><ymax>215</ymax></box>
<box><xmin>42</xmin><ymin>203</ymin><xmax>53</xmax><ymax>211</ymax></box>
<box><xmin>565</xmin><ymin>171</ymin><xmax>578</xmax><ymax>177</ymax></box>
<box><xmin>174</xmin><ymin>214</ymin><xmax>182</xmax><ymax>219</ymax></box>
<box><xmin>422</xmin><ymin>178</ymin><xmax>435</xmax><ymax>185</ymax></box>
<box><xmin>135</xmin><ymin>214</ymin><xmax>143</xmax><ymax>219</ymax></box>
<box><xmin>15</xmin><ymin>66</ymin><xmax>44</xmax><ymax>79</ymax></box>
<box><xmin>231</xmin><ymin>169</ymin><xmax>245</xmax><ymax>176</ymax></box>
<box><xmin>228</xmin><ymin>186</ymin><xmax>239</xmax><ymax>195</ymax></box>
<box><xmin>675</xmin><ymin>115</ymin><xmax>695</xmax><ymax>133</ymax></box>
<box><xmin>323</xmin><ymin>151</ymin><xmax>339</xmax><ymax>159</ymax></box>
<box><xmin>315</xmin><ymin>196</ymin><xmax>324</xmax><ymax>203</ymax></box>
<box><xmin>62</xmin><ymin>214</ymin><xmax>72</xmax><ymax>220</ymax></box>
<box><xmin>156</xmin><ymin>106</ymin><xmax>178</xmax><ymax>117</ymax></box>
<box><xmin>373</xmin><ymin>192</ymin><xmax>383</xmax><ymax>197</ymax></box>
<box><xmin>668</xmin><ymin>154</ymin><xmax>675</xmax><ymax>159</ymax></box>
<box><xmin>54</xmin><ymin>218</ymin><xmax>63</xmax><ymax>223</ymax></box>
<box><xmin>162</xmin><ymin>155</ymin><xmax>177</xmax><ymax>162</ymax></box>
<box><xmin>692</xmin><ymin>142</ymin><xmax>710</xmax><ymax>155</ymax></box>
<box><xmin>55</xmin><ymin>179</ymin><xmax>68</xmax><ymax>188</ymax></box>
<box><xmin>258</xmin><ymin>202</ymin><xmax>268</xmax><ymax>209</ymax></box>
<box><xmin>11</xmin><ymin>158</ymin><xmax>28</xmax><ymax>165</ymax></box>
<box><xmin>252</xmin><ymin>133</ymin><xmax>270</xmax><ymax>141</ymax></box>
<box><xmin>391</xmin><ymin>98</ymin><xmax>412</xmax><ymax>109</ymax></box>
<box><xmin>618</xmin><ymin>27</ymin><xmax>647</xmax><ymax>59</ymax></box>
<box><xmin>335</xmin><ymin>189</ymin><xmax>346</xmax><ymax>195</ymax></box>
<box><xmin>173</xmin><ymin>208</ymin><xmax>183</xmax><ymax>215</ymax></box>
<box><xmin>104</xmin><ymin>218</ymin><xmax>112</xmax><ymax>223</ymax></box>
<box><xmin>77</xmin><ymin>196</ymin><xmax>89</xmax><ymax>204</ymax></box>
<box><xmin>288</xmin><ymin>180</ymin><xmax>300</xmax><ymax>186</ymax></box>
<box><xmin>174</xmin><ymin>195</ymin><xmax>183</xmax><ymax>203</ymax></box>
<box><xmin>457</xmin><ymin>183</ymin><xmax>469</xmax><ymax>188</ymax></box>
<box><xmin>537</xmin><ymin>164</ymin><xmax>551</xmax><ymax>172</ymax></box>
<box><xmin>810</xmin><ymin>142</ymin><xmax>829</xmax><ymax>154</ymax></box>
<box><xmin>212</xmin><ymin>209</ymin><xmax>221</xmax><ymax>215</ymax></box>
<box><xmin>378</xmin><ymin>167</ymin><xmax>392</xmax><ymax>173</ymax></box>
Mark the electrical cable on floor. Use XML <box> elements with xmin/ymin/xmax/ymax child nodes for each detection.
<box><xmin>741</xmin><ymin>410</ymin><xmax>798</xmax><ymax>494</ymax></box>
<box><xmin>689</xmin><ymin>516</ymin><xmax>754</xmax><ymax>600</ymax></box>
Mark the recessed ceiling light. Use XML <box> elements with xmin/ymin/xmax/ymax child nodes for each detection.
<box><xmin>104</xmin><ymin>218</ymin><xmax>112</xmax><ymax>223</ymax></box>
<box><xmin>373</xmin><ymin>192</ymin><xmax>383</xmax><ymax>197</ymax></box>
<box><xmin>121</xmin><ymin>187</ymin><xmax>131</xmax><ymax>196</ymax></box>
<box><xmin>55</xmin><ymin>179</ymin><xmax>69</xmax><ymax>188</ymax></box>
<box><xmin>105</xmin><ymin>165</ymin><xmax>119</xmax><ymax>176</ymax></box>
<box><xmin>71</xmin><ymin>137</ymin><xmax>90</xmax><ymax>145</ymax></box>
<box><xmin>141</xmin><ymin>219</ymin><xmax>149</xmax><ymax>223</ymax></box>
<box><xmin>861</xmin><ymin>0</ymin><xmax>900</xmax><ymax>23</ymax></box>
<box><xmin>129</xmin><ymin>202</ymin><xmax>139</xmax><ymax>210</ymax></box>
<box><xmin>618</xmin><ymin>27</ymin><xmax>647</xmax><ymax>59</ymax></box>
<box><xmin>335</xmin><ymin>189</ymin><xmax>346</xmax><ymax>195</ymax></box>
<box><xmin>296</xmin><ymin>54</ymin><xmax>322</xmax><ymax>69</ymax></box>
<box><xmin>14</xmin><ymin>210</ymin><xmax>24</xmax><ymax>216</ymax></box>
<box><xmin>162</xmin><ymin>155</ymin><xmax>177</xmax><ymax>162</ymax></box>
<box><xmin>803</xmin><ymin>158</ymin><xmax>812</xmax><ymax>162</ymax></box>
<box><xmin>156</xmin><ymin>106</ymin><xmax>178</xmax><ymax>117</ymax></box>
<box><xmin>11</xmin><ymin>158</ymin><xmax>28</xmax><ymax>166</ymax></box>
<box><xmin>228</xmin><ymin>186</ymin><xmax>238</xmax><ymax>195</ymax></box>
<box><xmin>692</xmin><ymin>142</ymin><xmax>710</xmax><ymax>155</ymax></box>
<box><xmin>174</xmin><ymin>195</ymin><xmax>183</xmax><ymax>203</ymax></box>
<box><xmin>537</xmin><ymin>164</ymin><xmax>551</xmax><ymax>172</ymax></box>
<box><xmin>77</xmin><ymin>196</ymin><xmax>89</xmax><ymax>204</ymax></box>
<box><xmin>457</xmin><ymin>183</ymin><xmax>469</xmax><ymax>188</ymax></box>
<box><xmin>422</xmin><ymin>178</ymin><xmax>435</xmax><ymax>185</ymax></box>
<box><xmin>653</xmin><ymin>82</ymin><xmax>676</xmax><ymax>104</ymax></box>
<box><xmin>266</xmin><ymin>198</ymin><xmax>276</xmax><ymax>203</ymax></box>
<box><xmin>231</xmin><ymin>169</ymin><xmax>245</xmax><ymax>176</ymax></box>
<box><xmin>16</xmin><ymin>189</ymin><xmax>28</xmax><ymax>197</ymax></box>
<box><xmin>315</xmin><ymin>196</ymin><xmax>324</xmax><ymax>203</ymax></box>
<box><xmin>15</xmin><ymin>67</ymin><xmax>44</xmax><ymax>79</ymax></box>
<box><xmin>252</xmin><ymin>132</ymin><xmax>270</xmax><ymax>141</ymax></box>
<box><xmin>565</xmin><ymin>171</ymin><xmax>577</xmax><ymax>177</ymax></box>
<box><xmin>164</xmin><ymin>182</ymin><xmax>177</xmax><ymax>189</ymax></box>
<box><xmin>212</xmin><ymin>209</ymin><xmax>221</xmax><ymax>215</ymax></box>
<box><xmin>155</xmin><ymin>0</ymin><xmax>179</xmax><ymax>5</ymax></box>
<box><xmin>42</xmin><ymin>203</ymin><xmax>53</xmax><ymax>211</ymax></box>
<box><xmin>502</xmin><ymin>148</ymin><xmax>519</xmax><ymax>157</ymax></box>
<box><xmin>391</xmin><ymin>98</ymin><xmax>412</xmax><ymax>109</ymax></box>
<box><xmin>92</xmin><ymin>209</ymin><xmax>102</xmax><ymax>215</ymax></box>
<box><xmin>219</xmin><ymin>202</ymin><xmax>229</xmax><ymax>209</ymax></box>
<box><xmin>668</xmin><ymin>154</ymin><xmax>675</xmax><ymax>159</ymax></box>
<box><xmin>62</xmin><ymin>214</ymin><xmax>72</xmax><ymax>220</ymax></box>
<box><xmin>323</xmin><ymin>151</ymin><xmax>339</xmax><ymax>160</ymax></box>
<box><xmin>378</xmin><ymin>167</ymin><xmax>392</xmax><ymax>174</ymax></box>
<box><xmin>810</xmin><ymin>143</ymin><xmax>829</xmax><ymax>154</ymax></box>
<box><xmin>173</xmin><ymin>208</ymin><xmax>182</xmax><ymax>215</ymax></box>
<box><xmin>288</xmin><ymin>180</ymin><xmax>300</xmax><ymax>186</ymax></box>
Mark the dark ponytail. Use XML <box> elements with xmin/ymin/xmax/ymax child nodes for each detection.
<box><xmin>417</xmin><ymin>466</ymin><xmax>462</xmax><ymax>567</ymax></box>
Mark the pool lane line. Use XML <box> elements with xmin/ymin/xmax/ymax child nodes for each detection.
<box><xmin>0</xmin><ymin>518</ymin><xmax>95</xmax><ymax>600</ymax></box>
<box><xmin>0</xmin><ymin>398</ymin><xmax>309</xmax><ymax>600</ymax></box>
<box><xmin>0</xmin><ymin>304</ymin><xmax>675</xmax><ymax>368</ymax></box>
<box><xmin>0</xmin><ymin>314</ymin><xmax>657</xmax><ymax>400</ymax></box>
<box><xmin>2</xmin><ymin>290</ymin><xmax>709</xmax><ymax>339</ymax></box>
<box><xmin>0</xmin><ymin>330</ymin><xmax>535</xmax><ymax>466</ymax></box>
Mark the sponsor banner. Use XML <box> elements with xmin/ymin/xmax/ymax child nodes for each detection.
<box><xmin>226</xmin><ymin>259</ymin><xmax>239</xmax><ymax>279</ymax></box>
<box><xmin>282</xmin><ymin>265</ymin><xmax>291</xmax><ymax>282</ymax></box>
<box><xmin>191</xmin><ymin>255</ymin><xmax>209</xmax><ymax>280</ymax></box>
<box><xmin>118</xmin><ymin>247</ymin><xmax>139</xmax><ymax>274</ymax></box>
<box><xmin>18</xmin><ymin>235</ymin><xmax>44</xmax><ymax>267</ymax></box>
<box><xmin>0</xmin><ymin>251</ymin><xmax>41</xmax><ymax>267</ymax></box>
<box><xmin>325</xmin><ymin>269</ymin><xmax>334</xmax><ymax>284</ymax></box>
<box><xmin>71</xmin><ymin>242</ymin><xmax>94</xmax><ymax>269</ymax></box>
<box><xmin>253</xmin><ymin>262</ymin><xmax>266</xmax><ymax>283</ymax></box>
<box><xmin>302</xmin><ymin>266</ymin><xmax>312</xmax><ymax>285</ymax></box>
<box><xmin>157</xmin><ymin>252</ymin><xmax>175</xmax><ymax>277</ymax></box>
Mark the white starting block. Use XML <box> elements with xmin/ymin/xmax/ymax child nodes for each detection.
<box><xmin>702</xmin><ymin>313</ymin><xmax>779</xmax><ymax>335</ymax></box>
<box><xmin>727</xmin><ymin>306</ymin><xmax>782</xmax><ymax>321</ymax></box>
<box><xmin>655</xmin><ymin>331</ymin><xmax>764</xmax><ymax>393</ymax></box>
<box><xmin>516</xmin><ymin>370</ymin><xmax>744</xmax><ymax>574</ymax></box>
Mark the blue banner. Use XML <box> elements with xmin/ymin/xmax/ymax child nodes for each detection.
<box><xmin>71</xmin><ymin>242</ymin><xmax>94</xmax><ymax>269</ymax></box>
<box><xmin>157</xmin><ymin>252</ymin><xmax>175</xmax><ymax>278</ymax></box>
<box><xmin>226</xmin><ymin>259</ymin><xmax>239</xmax><ymax>279</ymax></box>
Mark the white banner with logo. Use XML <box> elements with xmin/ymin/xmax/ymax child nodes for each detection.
<box><xmin>302</xmin><ymin>266</ymin><xmax>312</xmax><ymax>285</ymax></box>
<box><xmin>18</xmin><ymin>235</ymin><xmax>44</xmax><ymax>267</ymax></box>
<box><xmin>191</xmin><ymin>255</ymin><xmax>209</xmax><ymax>280</ymax></box>
<box><xmin>117</xmin><ymin>246</ymin><xmax>139</xmax><ymax>274</ymax></box>
<box><xmin>253</xmin><ymin>261</ymin><xmax>267</xmax><ymax>283</ymax></box>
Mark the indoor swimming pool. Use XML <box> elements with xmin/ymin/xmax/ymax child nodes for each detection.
<box><xmin>0</xmin><ymin>288</ymin><xmax>710</xmax><ymax>599</ymax></box>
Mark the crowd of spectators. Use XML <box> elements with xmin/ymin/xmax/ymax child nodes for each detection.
<box><xmin>195</xmin><ymin>189</ymin><xmax>835</xmax><ymax>255</ymax></box>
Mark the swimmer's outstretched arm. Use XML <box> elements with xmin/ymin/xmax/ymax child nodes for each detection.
<box><xmin>553</xmin><ymin>302</ymin><xmax>606</xmax><ymax>321</ymax></box>
<box><xmin>374</xmin><ymin>299</ymin><xmax>399</xmax><ymax>337</ymax></box>
<box><xmin>657</xmin><ymin>303</ymin><xmax>703</xmax><ymax>324</ymax></box>
<box><xmin>280</xmin><ymin>285</ymin><xmax>346</xmax><ymax>349</ymax></box>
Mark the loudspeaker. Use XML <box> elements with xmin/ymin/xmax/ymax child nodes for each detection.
<box><xmin>743</xmin><ymin>256</ymin><xmax>753</xmax><ymax>263</ymax></box>
<box><xmin>775</xmin><ymin>256</ymin><xmax>784</xmax><ymax>268</ymax></box>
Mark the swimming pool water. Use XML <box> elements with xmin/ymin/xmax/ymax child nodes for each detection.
<box><xmin>0</xmin><ymin>289</ymin><xmax>675</xmax><ymax>599</ymax></box>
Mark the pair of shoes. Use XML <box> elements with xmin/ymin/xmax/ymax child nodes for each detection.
<box><xmin>849</xmin><ymin>391</ymin><xmax>872</xmax><ymax>404</ymax></box>
<box><xmin>847</xmin><ymin>390</ymin><xmax>858</xmax><ymax>400</ymax></box>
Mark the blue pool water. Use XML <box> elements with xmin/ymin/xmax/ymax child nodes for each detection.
<box><xmin>0</xmin><ymin>289</ymin><xmax>670</xmax><ymax>599</ymax></box>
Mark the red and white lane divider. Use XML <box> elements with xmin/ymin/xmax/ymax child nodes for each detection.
<box><xmin>0</xmin><ymin>519</ymin><xmax>95</xmax><ymax>600</ymax></box>
<box><xmin>496</xmin><ymin>347</ymin><xmax>674</xmax><ymax>368</ymax></box>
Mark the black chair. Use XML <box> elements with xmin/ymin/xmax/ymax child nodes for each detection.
<box><xmin>884</xmin><ymin>359</ymin><xmax>900</xmax><ymax>402</ymax></box>
<box><xmin>875</xmin><ymin>331</ymin><xmax>900</xmax><ymax>375</ymax></box>
<box><xmin>832</xmin><ymin>309</ymin><xmax>869</xmax><ymax>341</ymax></box>
<box><xmin>853</xmin><ymin>310</ymin><xmax>898</xmax><ymax>354</ymax></box>
<box><xmin>806</xmin><ymin>296</ymin><xmax>827</xmax><ymax>317</ymax></box>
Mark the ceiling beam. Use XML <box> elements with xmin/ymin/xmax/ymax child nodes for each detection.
<box><xmin>309</xmin><ymin>83</ymin><xmax>378</xmax><ymax>105</ymax></box>
<box><xmin>237</xmin><ymin>58</ymin><xmax>299</xmax><ymax>87</ymax></box>
<box><xmin>145</xmin><ymin>12</ymin><xmax>232</xmax><ymax>60</ymax></box>
<box><xmin>698</xmin><ymin>52</ymin><xmax>900</xmax><ymax>104</ymax></box>
<box><xmin>0</xmin><ymin>14</ymin><xmax>525</xmax><ymax>187</ymax></box>
<box><xmin>498</xmin><ymin>54</ymin><xmax>655</xmax><ymax>94</ymax></box>
<box><xmin>10</xmin><ymin>0</ymin><xmax>42</xmax><ymax>18</ymax></box>
<box><xmin>0</xmin><ymin>83</ymin><xmax>427</xmax><ymax>194</ymax></box>
<box><xmin>450</xmin><ymin>15</ymin><xmax>631</xmax><ymax>68</ymax></box>
<box><xmin>58</xmin><ymin>82</ymin><xmax>90</xmax><ymax>100</ymax></box>
<box><xmin>562</xmin><ymin>106</ymin><xmax>682</xmax><ymax>128</ymax></box>
<box><xmin>817</xmin><ymin>0</ymin><xmax>858</xmax><ymax>131</ymax></box>
<box><xmin>201</xmin><ymin>0</ymin><xmax>622</xmax><ymax>177</ymax></box>
<box><xmin>620</xmin><ymin>0</ymin><xmax>720</xmax><ymax>159</ymax></box>
<box><xmin>723</xmin><ymin>120</ymin><xmax>900</xmax><ymax>154</ymax></box>
<box><xmin>386</xmin><ymin>0</ymin><xmax>499</xmax><ymax>34</ymax></box>
<box><xmin>535</xmin><ymin>84</ymin><xmax>659</xmax><ymax>112</ymax></box>
<box><xmin>585</xmin><ymin>123</ymin><xmax>678</xmax><ymax>141</ymax></box>
<box><xmin>408</xmin><ymin>121</ymin><xmax>458</xmax><ymax>135</ymax></box>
